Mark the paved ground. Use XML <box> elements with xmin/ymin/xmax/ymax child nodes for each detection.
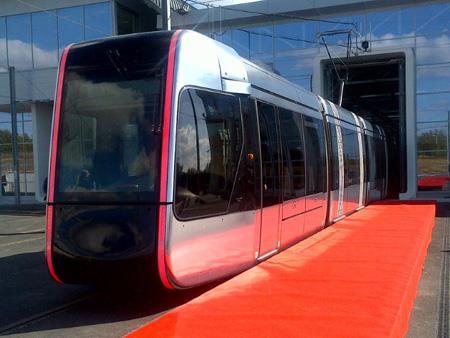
<box><xmin>0</xmin><ymin>213</ymin><xmax>214</xmax><ymax>337</ymax></box>
<box><xmin>0</xmin><ymin>204</ymin><xmax>448</xmax><ymax>337</ymax></box>
<box><xmin>407</xmin><ymin>203</ymin><xmax>450</xmax><ymax>338</ymax></box>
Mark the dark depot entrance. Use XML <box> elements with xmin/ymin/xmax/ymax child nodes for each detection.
<box><xmin>323</xmin><ymin>53</ymin><xmax>406</xmax><ymax>199</ymax></box>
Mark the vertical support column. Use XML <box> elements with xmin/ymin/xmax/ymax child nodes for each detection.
<box><xmin>32</xmin><ymin>103</ymin><xmax>53</xmax><ymax>202</ymax></box>
<box><xmin>161</xmin><ymin>0</ymin><xmax>171</xmax><ymax>31</ymax></box>
<box><xmin>111</xmin><ymin>0</ymin><xmax>118</xmax><ymax>35</ymax></box>
<box><xmin>447</xmin><ymin>111</ymin><xmax>450</xmax><ymax>175</ymax></box>
<box><xmin>9</xmin><ymin>66</ymin><xmax>20</xmax><ymax>206</ymax></box>
<box><xmin>398</xmin><ymin>60</ymin><xmax>406</xmax><ymax>194</ymax></box>
<box><xmin>399</xmin><ymin>49</ymin><xmax>417</xmax><ymax>200</ymax></box>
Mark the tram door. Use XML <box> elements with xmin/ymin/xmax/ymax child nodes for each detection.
<box><xmin>257</xmin><ymin>102</ymin><xmax>282</xmax><ymax>258</ymax></box>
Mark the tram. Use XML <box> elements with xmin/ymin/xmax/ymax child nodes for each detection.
<box><xmin>46</xmin><ymin>30</ymin><xmax>388</xmax><ymax>288</ymax></box>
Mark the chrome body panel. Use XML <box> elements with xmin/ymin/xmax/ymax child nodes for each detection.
<box><xmin>219</xmin><ymin>48</ymin><xmax>248</xmax><ymax>82</ymax></box>
<box><xmin>165</xmin><ymin>31</ymin><xmax>256</xmax><ymax>287</ymax></box>
<box><xmin>222</xmin><ymin>79</ymin><xmax>251</xmax><ymax>94</ymax></box>
<box><xmin>162</xmin><ymin>30</ymin><xmax>387</xmax><ymax>288</ymax></box>
<box><xmin>166</xmin><ymin>209</ymin><xmax>258</xmax><ymax>287</ymax></box>
<box><xmin>328</xmin><ymin>102</ymin><xmax>345</xmax><ymax>221</ymax></box>
<box><xmin>358</xmin><ymin>116</ymin><xmax>368</xmax><ymax>206</ymax></box>
<box><xmin>249</xmin><ymin>86</ymin><xmax>320</xmax><ymax>119</ymax></box>
<box><xmin>333</xmin><ymin>103</ymin><xmax>360</xmax><ymax>127</ymax></box>
<box><xmin>243</xmin><ymin>60</ymin><xmax>322</xmax><ymax>117</ymax></box>
<box><xmin>259</xmin><ymin>204</ymin><xmax>281</xmax><ymax>256</ymax></box>
<box><xmin>322</xmin><ymin>99</ymin><xmax>339</xmax><ymax>222</ymax></box>
<box><xmin>351</xmin><ymin>112</ymin><xmax>365</xmax><ymax>210</ymax></box>
<box><xmin>329</xmin><ymin>189</ymin><xmax>340</xmax><ymax>222</ymax></box>
<box><xmin>280</xmin><ymin>213</ymin><xmax>305</xmax><ymax>248</ymax></box>
<box><xmin>344</xmin><ymin>185</ymin><xmax>360</xmax><ymax>214</ymax></box>
<box><xmin>282</xmin><ymin>196</ymin><xmax>306</xmax><ymax>220</ymax></box>
<box><xmin>304</xmin><ymin>192</ymin><xmax>327</xmax><ymax>234</ymax></box>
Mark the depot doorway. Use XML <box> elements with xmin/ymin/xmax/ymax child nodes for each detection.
<box><xmin>322</xmin><ymin>53</ymin><xmax>407</xmax><ymax>199</ymax></box>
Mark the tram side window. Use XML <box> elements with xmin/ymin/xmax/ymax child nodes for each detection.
<box><xmin>364</xmin><ymin>134</ymin><xmax>377</xmax><ymax>183</ymax></box>
<box><xmin>258</xmin><ymin>102</ymin><xmax>281</xmax><ymax>207</ymax></box>
<box><xmin>375</xmin><ymin>137</ymin><xmax>386</xmax><ymax>180</ymax></box>
<box><xmin>303</xmin><ymin>116</ymin><xmax>326</xmax><ymax>195</ymax></box>
<box><xmin>342</xmin><ymin>127</ymin><xmax>360</xmax><ymax>187</ymax></box>
<box><xmin>329</xmin><ymin>123</ymin><xmax>340</xmax><ymax>191</ymax></box>
<box><xmin>174</xmin><ymin>89</ymin><xmax>243</xmax><ymax>219</ymax></box>
<box><xmin>279</xmin><ymin>108</ymin><xmax>305</xmax><ymax>201</ymax></box>
<box><xmin>232</xmin><ymin>97</ymin><xmax>260</xmax><ymax>211</ymax></box>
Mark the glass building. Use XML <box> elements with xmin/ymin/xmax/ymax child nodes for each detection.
<box><xmin>0</xmin><ymin>0</ymin><xmax>449</xmax><ymax>207</ymax></box>
<box><xmin>173</xmin><ymin>0</ymin><xmax>450</xmax><ymax>200</ymax></box>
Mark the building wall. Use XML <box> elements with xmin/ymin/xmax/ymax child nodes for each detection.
<box><xmin>0</xmin><ymin>0</ymin><xmax>110</xmax><ymax>16</ymax></box>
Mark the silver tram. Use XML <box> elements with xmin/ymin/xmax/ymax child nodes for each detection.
<box><xmin>46</xmin><ymin>30</ymin><xmax>388</xmax><ymax>288</ymax></box>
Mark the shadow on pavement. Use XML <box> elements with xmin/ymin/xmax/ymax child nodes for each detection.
<box><xmin>0</xmin><ymin>251</ymin><xmax>92</xmax><ymax>331</ymax></box>
<box><xmin>436</xmin><ymin>203</ymin><xmax>450</xmax><ymax>217</ymax></box>
<box><xmin>1</xmin><ymin>250</ymin><xmax>219</xmax><ymax>336</ymax></box>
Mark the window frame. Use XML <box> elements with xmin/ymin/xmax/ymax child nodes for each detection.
<box><xmin>256</xmin><ymin>100</ymin><xmax>283</xmax><ymax>208</ymax></box>
<box><xmin>173</xmin><ymin>86</ymin><xmax>246</xmax><ymax>221</ymax></box>
<box><xmin>278</xmin><ymin>107</ymin><xmax>306</xmax><ymax>202</ymax></box>
<box><xmin>341</xmin><ymin>125</ymin><xmax>361</xmax><ymax>189</ymax></box>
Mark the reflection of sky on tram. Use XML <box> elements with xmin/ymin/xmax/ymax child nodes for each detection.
<box><xmin>176</xmin><ymin>124</ymin><xmax>211</xmax><ymax>171</ymax></box>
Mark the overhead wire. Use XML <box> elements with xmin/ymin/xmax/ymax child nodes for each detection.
<box><xmin>233</xmin><ymin>28</ymin><xmax>351</xmax><ymax>49</ymax></box>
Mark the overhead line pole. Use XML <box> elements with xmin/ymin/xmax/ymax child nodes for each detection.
<box><xmin>162</xmin><ymin>0</ymin><xmax>172</xmax><ymax>30</ymax></box>
<box><xmin>448</xmin><ymin>111</ymin><xmax>450</xmax><ymax>175</ymax></box>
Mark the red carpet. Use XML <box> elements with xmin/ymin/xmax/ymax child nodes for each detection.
<box><xmin>127</xmin><ymin>201</ymin><xmax>436</xmax><ymax>338</ymax></box>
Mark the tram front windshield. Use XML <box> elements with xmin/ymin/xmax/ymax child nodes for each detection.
<box><xmin>56</xmin><ymin>44</ymin><xmax>164</xmax><ymax>203</ymax></box>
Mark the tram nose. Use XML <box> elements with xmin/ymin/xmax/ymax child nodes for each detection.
<box><xmin>50</xmin><ymin>204</ymin><xmax>158</xmax><ymax>283</ymax></box>
<box><xmin>68</xmin><ymin>219</ymin><xmax>135</xmax><ymax>256</ymax></box>
<box><xmin>53</xmin><ymin>205</ymin><xmax>157</xmax><ymax>258</ymax></box>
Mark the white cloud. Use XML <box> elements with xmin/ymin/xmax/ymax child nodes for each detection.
<box><xmin>0</xmin><ymin>38</ymin><xmax>58</xmax><ymax>69</ymax></box>
<box><xmin>176</xmin><ymin>123</ymin><xmax>210</xmax><ymax>171</ymax></box>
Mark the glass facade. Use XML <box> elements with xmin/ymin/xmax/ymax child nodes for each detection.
<box><xmin>0</xmin><ymin>112</ymin><xmax>33</xmax><ymax>198</ymax></box>
<box><xmin>0</xmin><ymin>17</ymin><xmax>7</xmax><ymax>72</ymax></box>
<box><xmin>7</xmin><ymin>14</ymin><xmax>33</xmax><ymax>70</ymax></box>
<box><xmin>0</xmin><ymin>1</ymin><xmax>113</xmax><ymax>206</ymax></box>
<box><xmin>0</xmin><ymin>1</ymin><xmax>112</xmax><ymax>70</ymax></box>
<box><xmin>194</xmin><ymin>1</ymin><xmax>450</xmax><ymax>194</ymax></box>
<box><xmin>32</xmin><ymin>11</ymin><xmax>58</xmax><ymax>68</ymax></box>
<box><xmin>0</xmin><ymin>112</ymin><xmax>13</xmax><ymax>197</ymax></box>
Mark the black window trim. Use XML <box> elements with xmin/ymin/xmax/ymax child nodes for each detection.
<box><xmin>303</xmin><ymin>114</ymin><xmax>327</xmax><ymax>196</ymax></box>
<box><xmin>255</xmin><ymin>99</ymin><xmax>283</xmax><ymax>208</ymax></box>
